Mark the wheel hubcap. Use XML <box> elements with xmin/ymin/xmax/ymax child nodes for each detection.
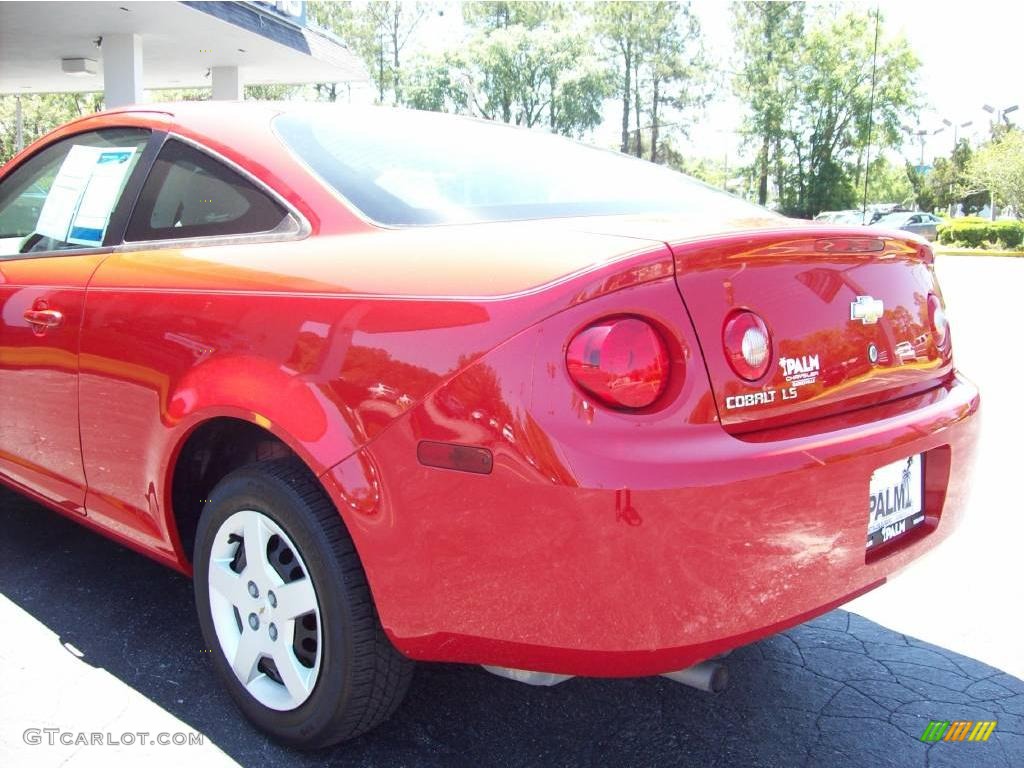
<box><xmin>207</xmin><ymin>509</ymin><xmax>322</xmax><ymax>711</ymax></box>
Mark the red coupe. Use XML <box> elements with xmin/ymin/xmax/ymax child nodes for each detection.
<box><xmin>0</xmin><ymin>103</ymin><xmax>979</xmax><ymax>747</ymax></box>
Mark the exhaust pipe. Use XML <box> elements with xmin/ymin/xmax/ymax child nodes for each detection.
<box><xmin>482</xmin><ymin>665</ymin><xmax>573</xmax><ymax>686</ymax></box>
<box><xmin>661</xmin><ymin>660</ymin><xmax>728</xmax><ymax>693</ymax></box>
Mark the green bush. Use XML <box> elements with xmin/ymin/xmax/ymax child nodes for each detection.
<box><xmin>936</xmin><ymin>217</ymin><xmax>1024</xmax><ymax>249</ymax></box>
<box><xmin>995</xmin><ymin>220</ymin><xmax>1024</xmax><ymax>248</ymax></box>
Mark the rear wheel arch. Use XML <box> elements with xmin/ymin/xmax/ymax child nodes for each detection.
<box><xmin>169</xmin><ymin>416</ymin><xmax>319</xmax><ymax>565</ymax></box>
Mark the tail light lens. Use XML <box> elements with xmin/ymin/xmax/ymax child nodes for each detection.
<box><xmin>723</xmin><ymin>310</ymin><xmax>772</xmax><ymax>380</ymax></box>
<box><xmin>566</xmin><ymin>316</ymin><xmax>670</xmax><ymax>409</ymax></box>
<box><xmin>928</xmin><ymin>293</ymin><xmax>949</xmax><ymax>349</ymax></box>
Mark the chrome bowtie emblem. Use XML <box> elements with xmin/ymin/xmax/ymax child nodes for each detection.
<box><xmin>850</xmin><ymin>295</ymin><xmax>884</xmax><ymax>325</ymax></box>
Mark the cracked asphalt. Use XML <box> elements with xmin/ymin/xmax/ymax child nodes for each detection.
<box><xmin>0</xmin><ymin>255</ymin><xmax>1021</xmax><ymax>767</ymax></box>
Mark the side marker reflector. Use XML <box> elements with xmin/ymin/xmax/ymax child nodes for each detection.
<box><xmin>417</xmin><ymin>441</ymin><xmax>493</xmax><ymax>474</ymax></box>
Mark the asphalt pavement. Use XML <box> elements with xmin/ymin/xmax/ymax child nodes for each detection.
<box><xmin>0</xmin><ymin>254</ymin><xmax>1020</xmax><ymax>767</ymax></box>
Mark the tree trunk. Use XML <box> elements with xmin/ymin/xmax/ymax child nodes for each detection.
<box><xmin>502</xmin><ymin>91</ymin><xmax>512</xmax><ymax>124</ymax></box>
<box><xmin>620</xmin><ymin>42</ymin><xmax>632</xmax><ymax>153</ymax></box>
<box><xmin>391</xmin><ymin>14</ymin><xmax>401</xmax><ymax>106</ymax></box>
<box><xmin>633</xmin><ymin>57</ymin><xmax>642</xmax><ymax>158</ymax></box>
<box><xmin>650</xmin><ymin>78</ymin><xmax>660</xmax><ymax>163</ymax></box>
<box><xmin>550</xmin><ymin>75</ymin><xmax>557</xmax><ymax>131</ymax></box>
<box><xmin>774</xmin><ymin>136</ymin><xmax>784</xmax><ymax>206</ymax></box>
<box><xmin>377</xmin><ymin>36</ymin><xmax>385</xmax><ymax>104</ymax></box>
<box><xmin>758</xmin><ymin>135</ymin><xmax>770</xmax><ymax>206</ymax></box>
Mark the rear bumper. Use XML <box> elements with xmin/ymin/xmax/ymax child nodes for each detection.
<box><xmin>324</xmin><ymin>371</ymin><xmax>980</xmax><ymax>677</ymax></box>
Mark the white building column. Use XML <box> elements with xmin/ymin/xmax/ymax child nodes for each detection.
<box><xmin>211</xmin><ymin>66</ymin><xmax>243</xmax><ymax>100</ymax></box>
<box><xmin>101</xmin><ymin>33</ymin><xmax>143</xmax><ymax>108</ymax></box>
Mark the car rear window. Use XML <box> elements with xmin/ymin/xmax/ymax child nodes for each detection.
<box><xmin>125</xmin><ymin>139</ymin><xmax>291</xmax><ymax>242</ymax></box>
<box><xmin>273</xmin><ymin>107</ymin><xmax>768</xmax><ymax>227</ymax></box>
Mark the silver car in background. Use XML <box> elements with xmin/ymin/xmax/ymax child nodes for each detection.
<box><xmin>872</xmin><ymin>211</ymin><xmax>943</xmax><ymax>241</ymax></box>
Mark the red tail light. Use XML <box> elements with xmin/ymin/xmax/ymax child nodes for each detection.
<box><xmin>928</xmin><ymin>293</ymin><xmax>949</xmax><ymax>350</ymax></box>
<box><xmin>566</xmin><ymin>316</ymin><xmax>670</xmax><ymax>409</ymax></box>
<box><xmin>723</xmin><ymin>310</ymin><xmax>772</xmax><ymax>381</ymax></box>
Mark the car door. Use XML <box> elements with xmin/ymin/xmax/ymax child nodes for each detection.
<box><xmin>0</xmin><ymin>126</ymin><xmax>153</xmax><ymax>511</ymax></box>
<box><xmin>78</xmin><ymin>136</ymin><xmax>299</xmax><ymax>550</ymax></box>
<box><xmin>920</xmin><ymin>214</ymin><xmax>939</xmax><ymax>241</ymax></box>
<box><xmin>902</xmin><ymin>214</ymin><xmax>922</xmax><ymax>236</ymax></box>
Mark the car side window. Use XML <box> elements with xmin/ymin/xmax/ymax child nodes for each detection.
<box><xmin>125</xmin><ymin>139</ymin><xmax>291</xmax><ymax>242</ymax></box>
<box><xmin>0</xmin><ymin>128</ymin><xmax>150</xmax><ymax>259</ymax></box>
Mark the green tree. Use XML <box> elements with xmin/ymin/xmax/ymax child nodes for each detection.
<box><xmin>593</xmin><ymin>1</ymin><xmax>645</xmax><ymax>153</ymax></box>
<box><xmin>733</xmin><ymin>1</ymin><xmax>803</xmax><ymax>205</ymax></box>
<box><xmin>310</xmin><ymin>1</ymin><xmax>431</xmax><ymax>105</ymax></box>
<box><xmin>147</xmin><ymin>87</ymin><xmax>209</xmax><ymax>102</ymax></box>
<box><xmin>672</xmin><ymin>154</ymin><xmax>728</xmax><ymax>189</ymax></box>
<box><xmin>596</xmin><ymin>1</ymin><xmax>709</xmax><ymax>162</ymax></box>
<box><xmin>864</xmin><ymin>156</ymin><xmax>913</xmax><ymax>206</ymax></box>
<box><xmin>547</xmin><ymin>37</ymin><xmax>613</xmax><ymax>137</ymax></box>
<box><xmin>640</xmin><ymin>2</ymin><xmax>711</xmax><ymax>164</ymax></box>
<box><xmin>788</xmin><ymin>10</ymin><xmax>919</xmax><ymax>217</ymax></box>
<box><xmin>733</xmin><ymin>7</ymin><xmax>919</xmax><ymax>216</ymax></box>
<box><xmin>905</xmin><ymin>162</ymin><xmax>935</xmax><ymax>212</ymax></box>
<box><xmin>968</xmin><ymin>128</ymin><xmax>1024</xmax><ymax>217</ymax></box>
<box><xmin>402</xmin><ymin>52</ymin><xmax>471</xmax><ymax>113</ymax></box>
<box><xmin>924</xmin><ymin>138</ymin><xmax>971</xmax><ymax>211</ymax></box>
<box><xmin>0</xmin><ymin>93</ymin><xmax>104</xmax><ymax>165</ymax></box>
<box><xmin>453</xmin><ymin>2</ymin><xmax>611</xmax><ymax>137</ymax></box>
<box><xmin>245</xmin><ymin>83</ymin><xmax>306</xmax><ymax>100</ymax></box>
<box><xmin>462</xmin><ymin>1</ymin><xmax>559</xmax><ymax>30</ymax></box>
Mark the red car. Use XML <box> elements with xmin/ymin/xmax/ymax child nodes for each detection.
<box><xmin>0</xmin><ymin>103</ymin><xmax>979</xmax><ymax>747</ymax></box>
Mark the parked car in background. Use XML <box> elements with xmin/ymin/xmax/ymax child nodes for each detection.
<box><xmin>0</xmin><ymin>102</ymin><xmax>979</xmax><ymax>747</ymax></box>
<box><xmin>814</xmin><ymin>210</ymin><xmax>856</xmax><ymax>223</ymax></box>
<box><xmin>837</xmin><ymin>210</ymin><xmax>870</xmax><ymax>225</ymax></box>
<box><xmin>814</xmin><ymin>210</ymin><xmax>856</xmax><ymax>224</ymax></box>
<box><xmin>872</xmin><ymin>211</ymin><xmax>943</xmax><ymax>241</ymax></box>
<box><xmin>813</xmin><ymin>205</ymin><xmax>912</xmax><ymax>227</ymax></box>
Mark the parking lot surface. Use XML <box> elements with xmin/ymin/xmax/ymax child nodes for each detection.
<box><xmin>0</xmin><ymin>255</ymin><xmax>1020</xmax><ymax>767</ymax></box>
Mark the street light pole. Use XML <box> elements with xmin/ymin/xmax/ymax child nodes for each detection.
<box><xmin>983</xmin><ymin>103</ymin><xmax>1019</xmax><ymax>130</ymax></box>
<box><xmin>908</xmin><ymin>126</ymin><xmax>945</xmax><ymax>168</ymax></box>
<box><xmin>912</xmin><ymin>128</ymin><xmax>928</xmax><ymax>167</ymax></box>
<box><xmin>942</xmin><ymin>118</ymin><xmax>973</xmax><ymax>150</ymax></box>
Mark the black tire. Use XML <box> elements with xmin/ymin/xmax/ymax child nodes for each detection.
<box><xmin>192</xmin><ymin>457</ymin><xmax>413</xmax><ymax>748</ymax></box>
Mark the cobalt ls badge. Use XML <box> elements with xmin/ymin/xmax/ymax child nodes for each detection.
<box><xmin>851</xmin><ymin>295</ymin><xmax>884</xmax><ymax>325</ymax></box>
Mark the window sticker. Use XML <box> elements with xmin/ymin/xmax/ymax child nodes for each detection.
<box><xmin>34</xmin><ymin>145</ymin><xmax>137</xmax><ymax>247</ymax></box>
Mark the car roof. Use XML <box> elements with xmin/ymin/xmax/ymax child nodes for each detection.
<box><xmin>83</xmin><ymin>100</ymin><xmax>281</xmax><ymax>128</ymax></box>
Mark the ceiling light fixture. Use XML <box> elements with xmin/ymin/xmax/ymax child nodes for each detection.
<box><xmin>62</xmin><ymin>58</ymin><xmax>98</xmax><ymax>77</ymax></box>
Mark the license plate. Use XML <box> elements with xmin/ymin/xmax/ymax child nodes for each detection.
<box><xmin>866</xmin><ymin>454</ymin><xmax>924</xmax><ymax>549</ymax></box>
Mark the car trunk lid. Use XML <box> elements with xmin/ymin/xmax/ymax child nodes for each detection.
<box><xmin>667</xmin><ymin>229</ymin><xmax>953</xmax><ymax>432</ymax></box>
